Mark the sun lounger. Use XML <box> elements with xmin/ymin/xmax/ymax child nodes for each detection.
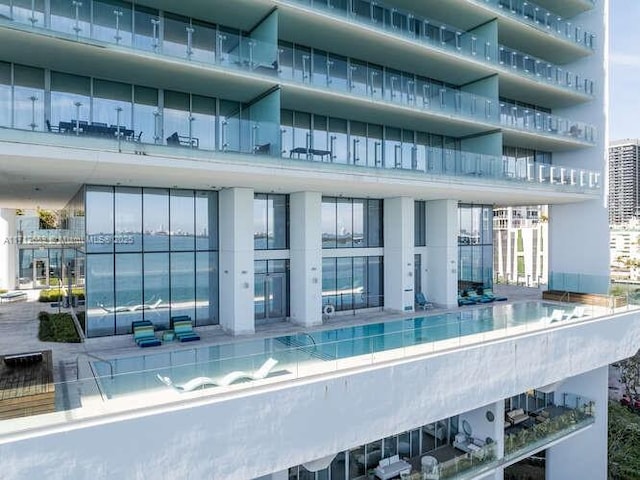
<box><xmin>482</xmin><ymin>288</ymin><xmax>508</xmax><ymax>302</ymax></box>
<box><xmin>458</xmin><ymin>293</ymin><xmax>476</xmax><ymax>306</ymax></box>
<box><xmin>173</xmin><ymin>319</ymin><xmax>200</xmax><ymax>342</ymax></box>
<box><xmin>541</xmin><ymin>309</ymin><xmax>564</xmax><ymax>324</ymax></box>
<box><xmin>563</xmin><ymin>306</ymin><xmax>586</xmax><ymax>321</ymax></box>
<box><xmin>156</xmin><ymin>358</ymin><xmax>279</xmax><ymax>392</ymax></box>
<box><xmin>465</xmin><ymin>289</ymin><xmax>494</xmax><ymax>303</ymax></box>
<box><xmin>133</xmin><ymin>324</ymin><xmax>161</xmax><ymax>347</ymax></box>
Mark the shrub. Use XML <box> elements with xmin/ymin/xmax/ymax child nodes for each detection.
<box><xmin>38</xmin><ymin>311</ymin><xmax>81</xmax><ymax>342</ymax></box>
<box><xmin>0</xmin><ymin>289</ymin><xmax>7</xmax><ymax>294</ymax></box>
<box><xmin>38</xmin><ymin>288</ymin><xmax>85</xmax><ymax>303</ymax></box>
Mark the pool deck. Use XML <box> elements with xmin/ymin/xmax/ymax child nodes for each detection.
<box><xmin>0</xmin><ymin>285</ymin><xmax>628</xmax><ymax>437</ymax></box>
<box><xmin>0</xmin><ymin>284</ymin><xmax>605</xmax><ymax>381</ymax></box>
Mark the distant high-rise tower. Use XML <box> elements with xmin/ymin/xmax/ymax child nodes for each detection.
<box><xmin>609</xmin><ymin>139</ymin><xmax>640</xmax><ymax>225</ymax></box>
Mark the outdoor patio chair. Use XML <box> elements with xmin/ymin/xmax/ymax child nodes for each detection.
<box><xmin>133</xmin><ymin>325</ymin><xmax>161</xmax><ymax>348</ymax></box>
<box><xmin>458</xmin><ymin>292</ymin><xmax>477</xmax><ymax>306</ymax></box>
<box><xmin>465</xmin><ymin>289</ymin><xmax>494</xmax><ymax>303</ymax></box>
<box><xmin>415</xmin><ymin>292</ymin><xmax>434</xmax><ymax>310</ymax></box>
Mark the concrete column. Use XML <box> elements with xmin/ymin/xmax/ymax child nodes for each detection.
<box><xmin>383</xmin><ymin>197</ymin><xmax>414</xmax><ymax>313</ymax></box>
<box><xmin>546</xmin><ymin>367</ymin><xmax>608</xmax><ymax>480</ymax></box>
<box><xmin>289</xmin><ymin>191</ymin><xmax>322</xmax><ymax>327</ymax></box>
<box><xmin>0</xmin><ymin>208</ymin><xmax>17</xmax><ymax>290</ymax></box>
<box><xmin>219</xmin><ymin>188</ymin><xmax>255</xmax><ymax>335</ymax></box>
<box><xmin>426</xmin><ymin>200</ymin><xmax>458</xmax><ymax>308</ymax></box>
<box><xmin>493</xmin><ymin>400</ymin><xmax>505</xmax><ymax>462</ymax></box>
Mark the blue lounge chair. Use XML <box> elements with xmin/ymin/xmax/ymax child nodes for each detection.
<box><xmin>465</xmin><ymin>289</ymin><xmax>493</xmax><ymax>303</ymax></box>
<box><xmin>133</xmin><ymin>324</ymin><xmax>161</xmax><ymax>347</ymax></box>
<box><xmin>415</xmin><ymin>292</ymin><xmax>434</xmax><ymax>310</ymax></box>
<box><xmin>458</xmin><ymin>292</ymin><xmax>476</xmax><ymax>306</ymax></box>
<box><xmin>173</xmin><ymin>319</ymin><xmax>200</xmax><ymax>342</ymax></box>
<box><xmin>482</xmin><ymin>288</ymin><xmax>508</xmax><ymax>302</ymax></box>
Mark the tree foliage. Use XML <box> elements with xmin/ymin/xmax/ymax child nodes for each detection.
<box><xmin>37</xmin><ymin>208</ymin><xmax>58</xmax><ymax>230</ymax></box>
<box><xmin>619</xmin><ymin>350</ymin><xmax>640</xmax><ymax>399</ymax></box>
<box><xmin>609</xmin><ymin>401</ymin><xmax>640</xmax><ymax>479</ymax></box>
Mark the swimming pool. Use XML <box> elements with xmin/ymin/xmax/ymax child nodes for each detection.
<box><xmin>93</xmin><ymin>301</ymin><xmax>568</xmax><ymax>399</ymax></box>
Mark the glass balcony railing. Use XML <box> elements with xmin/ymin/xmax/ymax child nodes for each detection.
<box><xmin>436</xmin><ymin>443</ymin><xmax>498</xmax><ymax>479</ymax></box>
<box><xmin>0</xmin><ymin>12</ymin><xmax>596</xmax><ymax>145</ymax></box>
<box><xmin>473</xmin><ymin>0</ymin><xmax>596</xmax><ymax>50</ymax></box>
<box><xmin>0</xmin><ymin>114</ymin><xmax>602</xmax><ymax>194</ymax></box>
<box><xmin>285</xmin><ymin>0</ymin><xmax>595</xmax><ymax>97</ymax></box>
<box><xmin>504</xmin><ymin>394</ymin><xmax>595</xmax><ymax>459</ymax></box>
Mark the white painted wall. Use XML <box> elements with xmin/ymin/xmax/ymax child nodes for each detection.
<box><xmin>384</xmin><ymin>197</ymin><xmax>414</xmax><ymax>312</ymax></box>
<box><xmin>290</xmin><ymin>191</ymin><xmax>323</xmax><ymax>327</ymax></box>
<box><xmin>3</xmin><ymin>310</ymin><xmax>639</xmax><ymax>479</ymax></box>
<box><xmin>426</xmin><ymin>199</ymin><xmax>458</xmax><ymax>307</ymax></box>
<box><xmin>218</xmin><ymin>187</ymin><xmax>255</xmax><ymax>335</ymax></box>
<box><xmin>0</xmin><ymin>208</ymin><xmax>16</xmax><ymax>290</ymax></box>
<box><xmin>549</xmin><ymin>0</ymin><xmax>609</xmax><ymax>293</ymax></box>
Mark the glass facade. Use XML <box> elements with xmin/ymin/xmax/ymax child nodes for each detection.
<box><xmin>286</xmin><ymin>415</ymin><xmax>459</xmax><ymax>479</ymax></box>
<box><xmin>254</xmin><ymin>194</ymin><xmax>288</xmax><ymax>250</ymax></box>
<box><xmin>458</xmin><ymin>204</ymin><xmax>493</xmax><ymax>288</ymax></box>
<box><xmin>322</xmin><ymin>256</ymin><xmax>383</xmax><ymax>311</ymax></box>
<box><xmin>502</xmin><ymin>146</ymin><xmax>552</xmax><ymax>180</ymax></box>
<box><xmin>84</xmin><ymin>186</ymin><xmax>218</xmax><ymax>337</ymax></box>
<box><xmin>282</xmin><ymin>109</ymin><xmax>460</xmax><ymax>170</ymax></box>
<box><xmin>321</xmin><ymin>197</ymin><xmax>383</xmax><ymax>248</ymax></box>
<box><xmin>0</xmin><ymin>60</ymin><xmax>244</xmax><ymax>150</ymax></box>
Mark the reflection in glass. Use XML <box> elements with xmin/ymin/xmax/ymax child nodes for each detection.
<box><xmin>114</xmin><ymin>187</ymin><xmax>141</xmax><ymax>252</ymax></box>
<box><xmin>14</xmin><ymin>65</ymin><xmax>44</xmax><ymax>131</ymax></box>
<box><xmin>86</xmin><ymin>254</ymin><xmax>114</xmax><ymax>336</ymax></box>
<box><xmin>171</xmin><ymin>252</ymin><xmax>196</xmax><ymax>321</ymax></box>
<box><xmin>86</xmin><ymin>186</ymin><xmax>114</xmax><ymax>254</ymax></box>
<box><xmin>144</xmin><ymin>252</ymin><xmax>170</xmax><ymax>328</ymax></box>
<box><xmin>115</xmin><ymin>253</ymin><xmax>142</xmax><ymax>334</ymax></box>
<box><xmin>170</xmin><ymin>190</ymin><xmax>195</xmax><ymax>251</ymax></box>
<box><xmin>143</xmin><ymin>188</ymin><xmax>169</xmax><ymax>251</ymax></box>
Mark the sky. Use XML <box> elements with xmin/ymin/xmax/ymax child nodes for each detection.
<box><xmin>609</xmin><ymin>1</ymin><xmax>640</xmax><ymax>141</ymax></box>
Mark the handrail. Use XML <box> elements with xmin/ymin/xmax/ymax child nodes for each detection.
<box><xmin>77</xmin><ymin>352</ymin><xmax>114</xmax><ymax>380</ymax></box>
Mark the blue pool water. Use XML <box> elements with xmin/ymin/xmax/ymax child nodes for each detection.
<box><xmin>93</xmin><ymin>301</ymin><xmax>566</xmax><ymax>399</ymax></box>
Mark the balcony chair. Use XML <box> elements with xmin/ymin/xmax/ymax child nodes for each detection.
<box><xmin>482</xmin><ymin>288</ymin><xmax>508</xmax><ymax>302</ymax></box>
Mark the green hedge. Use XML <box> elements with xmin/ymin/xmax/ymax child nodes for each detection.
<box><xmin>0</xmin><ymin>289</ymin><xmax>7</xmax><ymax>294</ymax></box>
<box><xmin>38</xmin><ymin>288</ymin><xmax>85</xmax><ymax>303</ymax></box>
<box><xmin>38</xmin><ymin>311</ymin><xmax>81</xmax><ymax>343</ymax></box>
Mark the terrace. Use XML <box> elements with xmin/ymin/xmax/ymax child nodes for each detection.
<box><xmin>0</xmin><ymin>284</ymin><xmax>629</xmax><ymax>442</ymax></box>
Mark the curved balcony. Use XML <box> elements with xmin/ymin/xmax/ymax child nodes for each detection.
<box><xmin>282</xmin><ymin>0</ymin><xmax>595</xmax><ymax>99</ymax></box>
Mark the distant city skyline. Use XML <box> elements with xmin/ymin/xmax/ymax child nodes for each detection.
<box><xmin>610</xmin><ymin>0</ymin><xmax>639</xmax><ymax>141</ymax></box>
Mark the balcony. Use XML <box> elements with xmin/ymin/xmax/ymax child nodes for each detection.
<box><xmin>281</xmin><ymin>0</ymin><xmax>595</xmax><ymax>99</ymax></box>
<box><xmin>0</xmin><ymin>18</ymin><xmax>597</xmax><ymax>149</ymax></box>
<box><xmin>472</xmin><ymin>0</ymin><xmax>596</xmax><ymax>51</ymax></box>
<box><xmin>504</xmin><ymin>393</ymin><xmax>595</xmax><ymax>461</ymax></box>
<box><xmin>0</xmin><ymin>117</ymin><xmax>602</xmax><ymax>198</ymax></box>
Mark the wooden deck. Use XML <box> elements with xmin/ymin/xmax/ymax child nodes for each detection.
<box><xmin>0</xmin><ymin>350</ymin><xmax>55</xmax><ymax>420</ymax></box>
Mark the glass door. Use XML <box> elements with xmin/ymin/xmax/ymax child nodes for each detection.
<box><xmin>255</xmin><ymin>273</ymin><xmax>287</xmax><ymax>322</ymax></box>
<box><xmin>266</xmin><ymin>273</ymin><xmax>287</xmax><ymax>320</ymax></box>
<box><xmin>34</xmin><ymin>258</ymin><xmax>50</xmax><ymax>288</ymax></box>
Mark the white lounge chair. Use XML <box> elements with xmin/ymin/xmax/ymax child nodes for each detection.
<box><xmin>156</xmin><ymin>358</ymin><xmax>279</xmax><ymax>392</ymax></box>
<box><xmin>541</xmin><ymin>309</ymin><xmax>564</xmax><ymax>324</ymax></box>
<box><xmin>563</xmin><ymin>306</ymin><xmax>586</xmax><ymax>321</ymax></box>
<box><xmin>218</xmin><ymin>357</ymin><xmax>279</xmax><ymax>386</ymax></box>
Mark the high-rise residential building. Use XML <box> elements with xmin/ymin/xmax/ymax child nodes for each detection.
<box><xmin>493</xmin><ymin>206</ymin><xmax>548</xmax><ymax>286</ymax></box>
<box><xmin>0</xmin><ymin>1</ymin><xmax>623</xmax><ymax>479</ymax></box>
<box><xmin>609</xmin><ymin>139</ymin><xmax>640</xmax><ymax>225</ymax></box>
